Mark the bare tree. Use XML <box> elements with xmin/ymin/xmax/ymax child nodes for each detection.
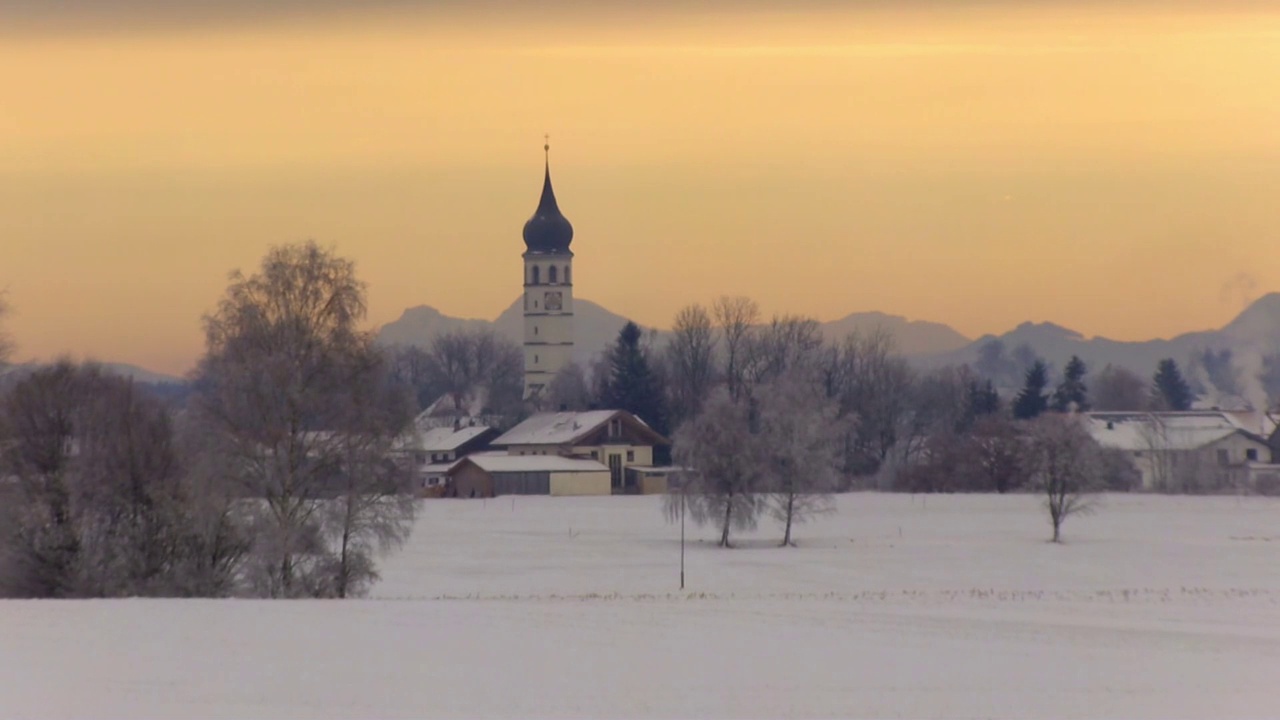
<box><xmin>324</xmin><ymin>362</ymin><xmax>417</xmax><ymax>598</ymax></box>
<box><xmin>0</xmin><ymin>361</ymin><xmax>84</xmax><ymax>596</ymax></box>
<box><xmin>664</xmin><ymin>303</ymin><xmax>718</xmax><ymax>428</ymax></box>
<box><xmin>191</xmin><ymin>241</ymin><xmax>416</xmax><ymax>598</ymax></box>
<box><xmin>820</xmin><ymin>328</ymin><xmax>914</xmax><ymax>479</ymax></box>
<box><xmin>667</xmin><ymin>389</ymin><xmax>763</xmax><ymax>548</ymax></box>
<box><xmin>1092</xmin><ymin>364</ymin><xmax>1149</xmax><ymax>411</ymax></box>
<box><xmin>1025</xmin><ymin>414</ymin><xmax>1101</xmax><ymax>542</ymax></box>
<box><xmin>424</xmin><ymin>328</ymin><xmax>523</xmax><ymax>420</ymax></box>
<box><xmin>0</xmin><ymin>362</ymin><xmax>241</xmax><ymax>598</ymax></box>
<box><xmin>713</xmin><ymin>296</ymin><xmax>760</xmax><ymax>403</ymax></box>
<box><xmin>744</xmin><ymin>314</ymin><xmax>823</xmax><ymax>389</ymax></box>
<box><xmin>756</xmin><ymin>372</ymin><xmax>842</xmax><ymax>546</ymax></box>
<box><xmin>548</xmin><ymin>362</ymin><xmax>591</xmax><ymax>411</ymax></box>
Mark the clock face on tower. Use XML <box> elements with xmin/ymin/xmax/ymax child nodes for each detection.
<box><xmin>544</xmin><ymin>291</ymin><xmax>563</xmax><ymax>312</ymax></box>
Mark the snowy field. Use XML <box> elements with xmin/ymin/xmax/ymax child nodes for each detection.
<box><xmin>4</xmin><ymin>493</ymin><xmax>1280</xmax><ymax>719</ymax></box>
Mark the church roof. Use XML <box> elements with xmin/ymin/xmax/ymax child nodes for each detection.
<box><xmin>522</xmin><ymin>145</ymin><xmax>573</xmax><ymax>254</ymax></box>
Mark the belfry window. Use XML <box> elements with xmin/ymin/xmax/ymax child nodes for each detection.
<box><xmin>531</xmin><ymin>266</ymin><xmax>541</xmax><ymax>285</ymax></box>
<box><xmin>565</xmin><ymin>266</ymin><xmax>571</xmax><ymax>284</ymax></box>
<box><xmin>549</xmin><ymin>265</ymin><xmax>558</xmax><ymax>284</ymax></box>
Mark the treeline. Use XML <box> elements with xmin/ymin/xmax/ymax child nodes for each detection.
<box><xmin>0</xmin><ymin>243</ymin><xmax>419</xmax><ymax>599</ymax></box>
<box><xmin>557</xmin><ymin>298</ymin><xmax>1210</xmax><ymax>543</ymax></box>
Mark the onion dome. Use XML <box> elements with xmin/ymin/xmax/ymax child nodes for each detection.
<box><xmin>522</xmin><ymin>144</ymin><xmax>573</xmax><ymax>253</ymax></box>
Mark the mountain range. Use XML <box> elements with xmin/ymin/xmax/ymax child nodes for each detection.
<box><xmin>48</xmin><ymin>292</ymin><xmax>1280</xmax><ymax>408</ymax></box>
<box><xmin>379</xmin><ymin>293</ymin><xmax>1280</xmax><ymax>407</ymax></box>
<box><xmin>376</xmin><ymin>297</ymin><xmax>974</xmax><ymax>367</ymax></box>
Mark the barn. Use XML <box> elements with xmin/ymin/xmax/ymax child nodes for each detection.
<box><xmin>445</xmin><ymin>453</ymin><xmax>612</xmax><ymax>498</ymax></box>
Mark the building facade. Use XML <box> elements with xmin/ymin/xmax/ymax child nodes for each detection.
<box><xmin>521</xmin><ymin>143</ymin><xmax>575</xmax><ymax>402</ymax></box>
<box><xmin>1086</xmin><ymin>411</ymin><xmax>1275</xmax><ymax>492</ymax></box>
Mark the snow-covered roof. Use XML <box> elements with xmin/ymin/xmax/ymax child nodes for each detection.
<box><xmin>453</xmin><ymin>454</ymin><xmax>609</xmax><ymax>474</ymax></box>
<box><xmin>420</xmin><ymin>462</ymin><xmax>459</xmax><ymax>475</ymax></box>
<box><xmin>1085</xmin><ymin>412</ymin><xmax>1268</xmax><ymax>452</ymax></box>
<box><xmin>412</xmin><ymin>425</ymin><xmax>493</xmax><ymax>452</ymax></box>
<box><xmin>491</xmin><ymin>410</ymin><xmax>622</xmax><ymax>447</ymax></box>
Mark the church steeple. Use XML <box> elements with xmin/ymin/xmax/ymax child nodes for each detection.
<box><xmin>520</xmin><ymin>138</ymin><xmax>576</xmax><ymax>403</ymax></box>
<box><xmin>522</xmin><ymin>139</ymin><xmax>574</xmax><ymax>254</ymax></box>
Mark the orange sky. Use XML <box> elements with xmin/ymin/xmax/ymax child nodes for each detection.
<box><xmin>2</xmin><ymin>1</ymin><xmax>1279</xmax><ymax>374</ymax></box>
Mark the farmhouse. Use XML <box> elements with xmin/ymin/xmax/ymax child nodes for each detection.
<box><xmin>1085</xmin><ymin>411</ymin><xmax>1276</xmax><ymax>493</ymax></box>
<box><xmin>489</xmin><ymin>410</ymin><xmax>670</xmax><ymax>495</ymax></box>
<box><xmin>445</xmin><ymin>452</ymin><xmax>612</xmax><ymax>498</ymax></box>
<box><xmin>398</xmin><ymin>424</ymin><xmax>498</xmax><ymax>495</ymax></box>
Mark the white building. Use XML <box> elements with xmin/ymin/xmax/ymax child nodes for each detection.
<box><xmin>520</xmin><ymin>143</ymin><xmax>575</xmax><ymax>403</ymax></box>
<box><xmin>1085</xmin><ymin>411</ymin><xmax>1275</xmax><ymax>493</ymax></box>
<box><xmin>491</xmin><ymin>410</ymin><xmax>669</xmax><ymax>494</ymax></box>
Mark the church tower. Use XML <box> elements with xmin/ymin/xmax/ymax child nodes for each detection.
<box><xmin>520</xmin><ymin>142</ymin><xmax>575</xmax><ymax>402</ymax></box>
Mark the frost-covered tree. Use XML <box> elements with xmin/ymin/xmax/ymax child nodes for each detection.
<box><xmin>713</xmin><ymin>296</ymin><xmax>760</xmax><ymax>403</ymax></box>
<box><xmin>1092</xmin><ymin>364</ymin><xmax>1148</xmax><ymax>411</ymax></box>
<box><xmin>548</xmin><ymin>362</ymin><xmax>591</xmax><ymax>412</ymax></box>
<box><xmin>0</xmin><ymin>362</ymin><xmax>244</xmax><ymax>598</ymax></box>
<box><xmin>667</xmin><ymin>389</ymin><xmax>762</xmax><ymax>548</ymax></box>
<box><xmin>664</xmin><ymin>303</ymin><xmax>718</xmax><ymax>429</ymax></box>
<box><xmin>192</xmin><ymin>241</ymin><xmax>417</xmax><ymax>598</ymax></box>
<box><xmin>1025</xmin><ymin>414</ymin><xmax>1101</xmax><ymax>542</ymax></box>
<box><xmin>756</xmin><ymin>373</ymin><xmax>842</xmax><ymax>546</ymax></box>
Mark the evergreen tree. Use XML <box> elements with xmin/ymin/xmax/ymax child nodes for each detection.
<box><xmin>963</xmin><ymin>378</ymin><xmax>1001</xmax><ymax>429</ymax></box>
<box><xmin>1013</xmin><ymin>360</ymin><xmax>1050</xmax><ymax>420</ymax></box>
<box><xmin>602</xmin><ymin>321</ymin><xmax>668</xmax><ymax>434</ymax></box>
<box><xmin>1151</xmin><ymin>358</ymin><xmax>1193</xmax><ymax>411</ymax></box>
<box><xmin>1052</xmin><ymin>355</ymin><xmax>1089</xmax><ymax>412</ymax></box>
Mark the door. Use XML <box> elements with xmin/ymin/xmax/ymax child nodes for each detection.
<box><xmin>608</xmin><ymin>453</ymin><xmax>623</xmax><ymax>491</ymax></box>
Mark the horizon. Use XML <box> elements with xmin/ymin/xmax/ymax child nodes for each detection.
<box><xmin>3</xmin><ymin>1</ymin><xmax>1279</xmax><ymax>374</ymax></box>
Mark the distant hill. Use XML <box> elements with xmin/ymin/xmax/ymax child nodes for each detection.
<box><xmin>820</xmin><ymin>311</ymin><xmax>971</xmax><ymax>355</ymax></box>
<box><xmin>377</xmin><ymin>298</ymin><xmax>973</xmax><ymax>365</ymax></box>
<box><xmin>920</xmin><ymin>293</ymin><xmax>1280</xmax><ymax>409</ymax></box>
<box><xmin>0</xmin><ymin>361</ymin><xmax>184</xmax><ymax>386</ymax></box>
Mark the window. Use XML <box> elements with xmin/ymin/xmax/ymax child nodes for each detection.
<box><xmin>609</xmin><ymin>419</ymin><xmax>622</xmax><ymax>438</ymax></box>
<box><xmin>549</xmin><ymin>265</ymin><xmax>558</xmax><ymax>284</ymax></box>
<box><xmin>626</xmin><ymin>450</ymin><xmax>635</xmax><ymax>462</ymax></box>
<box><xmin>535</xmin><ymin>354</ymin><xmax>539</xmax><ymax>364</ymax></box>
<box><xmin>1247</xmin><ymin>448</ymin><xmax>1259</xmax><ymax>461</ymax></box>
<box><xmin>1217</xmin><ymin>448</ymin><xmax>1230</xmax><ymax>466</ymax></box>
<box><xmin>534</xmin><ymin>325</ymin><xmax>538</xmax><ymax>336</ymax></box>
<box><xmin>531</xmin><ymin>265</ymin><xmax>540</xmax><ymax>285</ymax></box>
<box><xmin>591</xmin><ymin>451</ymin><xmax>599</xmax><ymax>459</ymax></box>
<box><xmin>565</xmin><ymin>265</ymin><xmax>571</xmax><ymax>284</ymax></box>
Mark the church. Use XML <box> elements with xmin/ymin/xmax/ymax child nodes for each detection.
<box><xmin>519</xmin><ymin>141</ymin><xmax>577</xmax><ymax>402</ymax></box>
<box><xmin>418</xmin><ymin>144</ymin><xmax>675</xmax><ymax>498</ymax></box>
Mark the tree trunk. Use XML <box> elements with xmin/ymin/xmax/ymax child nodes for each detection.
<box><xmin>781</xmin><ymin>491</ymin><xmax>795</xmax><ymax>547</ymax></box>
<box><xmin>720</xmin><ymin>497</ymin><xmax>733</xmax><ymax>548</ymax></box>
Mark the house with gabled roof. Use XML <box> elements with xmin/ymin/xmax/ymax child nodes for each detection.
<box><xmin>396</xmin><ymin>423</ymin><xmax>499</xmax><ymax>496</ymax></box>
<box><xmin>1086</xmin><ymin>411</ymin><xmax>1275</xmax><ymax>493</ymax></box>
<box><xmin>485</xmin><ymin>409</ymin><xmax>670</xmax><ymax>495</ymax></box>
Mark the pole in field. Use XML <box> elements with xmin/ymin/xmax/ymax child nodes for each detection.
<box><xmin>680</xmin><ymin>489</ymin><xmax>686</xmax><ymax>591</ymax></box>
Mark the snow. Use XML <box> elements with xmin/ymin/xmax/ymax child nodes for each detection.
<box><xmin>410</xmin><ymin>425</ymin><xmax>493</xmax><ymax>452</ymax></box>
<box><xmin>4</xmin><ymin>493</ymin><xmax>1280</xmax><ymax>719</ymax></box>
<box><xmin>491</xmin><ymin>410</ymin><xmax>621</xmax><ymax>446</ymax></box>
<box><xmin>459</xmin><ymin>453</ymin><xmax>609</xmax><ymax>473</ymax></box>
<box><xmin>1085</xmin><ymin>411</ymin><xmax>1260</xmax><ymax>451</ymax></box>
